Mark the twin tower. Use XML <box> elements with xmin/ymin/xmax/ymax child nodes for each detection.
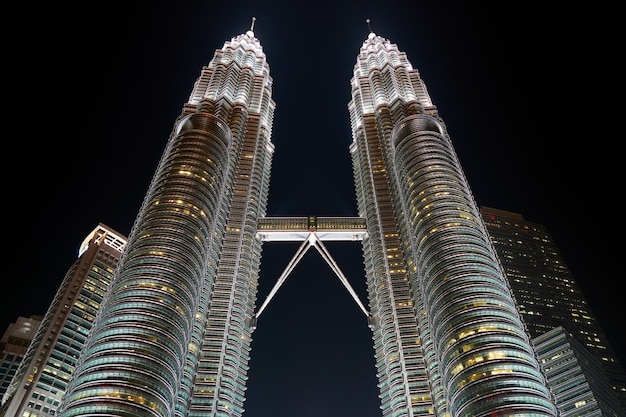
<box><xmin>52</xmin><ymin>23</ymin><xmax>558</xmax><ymax>417</ymax></box>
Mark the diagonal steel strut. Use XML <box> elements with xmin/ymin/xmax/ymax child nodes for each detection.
<box><xmin>255</xmin><ymin>231</ymin><xmax>370</xmax><ymax>321</ymax></box>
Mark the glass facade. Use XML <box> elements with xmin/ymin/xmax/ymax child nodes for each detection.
<box><xmin>481</xmin><ymin>206</ymin><xmax>626</xmax><ymax>411</ymax></box>
<box><xmin>0</xmin><ymin>316</ymin><xmax>41</xmax><ymax>400</ymax></box>
<box><xmin>533</xmin><ymin>326</ymin><xmax>625</xmax><ymax>416</ymax></box>
<box><xmin>2</xmin><ymin>225</ymin><xmax>126</xmax><ymax>417</ymax></box>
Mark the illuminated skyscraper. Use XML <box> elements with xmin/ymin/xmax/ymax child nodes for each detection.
<box><xmin>533</xmin><ymin>326</ymin><xmax>625</xmax><ymax>416</ymax></box>
<box><xmin>59</xmin><ymin>23</ymin><xmax>276</xmax><ymax>417</ymax></box>
<box><xmin>346</xmin><ymin>31</ymin><xmax>556</xmax><ymax>416</ymax></box>
<box><xmin>0</xmin><ymin>315</ymin><xmax>41</xmax><ymax>399</ymax></box>
<box><xmin>2</xmin><ymin>224</ymin><xmax>126</xmax><ymax>416</ymax></box>
<box><xmin>55</xmin><ymin>23</ymin><xmax>558</xmax><ymax>417</ymax></box>
<box><xmin>480</xmin><ymin>206</ymin><xmax>626</xmax><ymax>410</ymax></box>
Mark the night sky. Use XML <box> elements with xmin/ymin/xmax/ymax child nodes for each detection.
<box><xmin>4</xmin><ymin>2</ymin><xmax>622</xmax><ymax>416</ymax></box>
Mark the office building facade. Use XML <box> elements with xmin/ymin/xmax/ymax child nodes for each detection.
<box><xmin>480</xmin><ymin>206</ymin><xmax>626</xmax><ymax>410</ymax></box>
<box><xmin>1</xmin><ymin>225</ymin><xmax>126</xmax><ymax>416</ymax></box>
<box><xmin>533</xmin><ymin>326</ymin><xmax>625</xmax><ymax>417</ymax></box>
<box><xmin>54</xmin><ymin>25</ymin><xmax>559</xmax><ymax>417</ymax></box>
<box><xmin>0</xmin><ymin>316</ymin><xmax>42</xmax><ymax>399</ymax></box>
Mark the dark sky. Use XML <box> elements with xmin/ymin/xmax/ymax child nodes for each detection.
<box><xmin>4</xmin><ymin>2</ymin><xmax>622</xmax><ymax>416</ymax></box>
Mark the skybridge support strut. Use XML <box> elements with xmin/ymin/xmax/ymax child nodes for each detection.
<box><xmin>255</xmin><ymin>236</ymin><xmax>313</xmax><ymax>319</ymax></box>
<box><xmin>253</xmin><ymin>228</ymin><xmax>370</xmax><ymax>326</ymax></box>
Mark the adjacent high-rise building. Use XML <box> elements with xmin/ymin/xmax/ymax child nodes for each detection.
<box><xmin>0</xmin><ymin>315</ymin><xmax>41</xmax><ymax>399</ymax></box>
<box><xmin>480</xmin><ymin>206</ymin><xmax>626</xmax><ymax>411</ymax></box>
<box><xmin>533</xmin><ymin>326</ymin><xmax>625</xmax><ymax>417</ymax></box>
<box><xmin>53</xmin><ymin>23</ymin><xmax>559</xmax><ymax>417</ymax></box>
<box><xmin>1</xmin><ymin>225</ymin><xmax>127</xmax><ymax>417</ymax></box>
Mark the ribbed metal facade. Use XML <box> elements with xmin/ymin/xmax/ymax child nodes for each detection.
<box><xmin>348</xmin><ymin>32</ymin><xmax>557</xmax><ymax>416</ymax></box>
<box><xmin>58</xmin><ymin>28</ymin><xmax>274</xmax><ymax>417</ymax></box>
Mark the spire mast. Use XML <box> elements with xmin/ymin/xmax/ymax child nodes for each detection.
<box><xmin>250</xmin><ymin>16</ymin><xmax>256</xmax><ymax>32</ymax></box>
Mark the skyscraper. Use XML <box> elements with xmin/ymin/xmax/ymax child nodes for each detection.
<box><xmin>345</xmin><ymin>31</ymin><xmax>556</xmax><ymax>417</ymax></box>
<box><xmin>2</xmin><ymin>225</ymin><xmax>126</xmax><ymax>417</ymax></box>
<box><xmin>55</xmin><ymin>23</ymin><xmax>559</xmax><ymax>417</ymax></box>
<box><xmin>480</xmin><ymin>206</ymin><xmax>626</xmax><ymax>409</ymax></box>
<box><xmin>59</xmin><ymin>22</ymin><xmax>276</xmax><ymax>417</ymax></box>
<box><xmin>533</xmin><ymin>326</ymin><xmax>625</xmax><ymax>416</ymax></box>
<box><xmin>0</xmin><ymin>315</ymin><xmax>41</xmax><ymax>399</ymax></box>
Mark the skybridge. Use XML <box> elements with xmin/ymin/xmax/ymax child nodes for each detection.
<box><xmin>253</xmin><ymin>216</ymin><xmax>370</xmax><ymax>326</ymax></box>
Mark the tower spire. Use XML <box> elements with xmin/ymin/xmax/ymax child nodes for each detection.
<box><xmin>250</xmin><ymin>16</ymin><xmax>256</xmax><ymax>32</ymax></box>
<box><xmin>366</xmin><ymin>18</ymin><xmax>372</xmax><ymax>34</ymax></box>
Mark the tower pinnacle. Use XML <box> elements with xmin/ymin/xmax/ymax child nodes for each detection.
<box><xmin>250</xmin><ymin>16</ymin><xmax>256</xmax><ymax>32</ymax></box>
